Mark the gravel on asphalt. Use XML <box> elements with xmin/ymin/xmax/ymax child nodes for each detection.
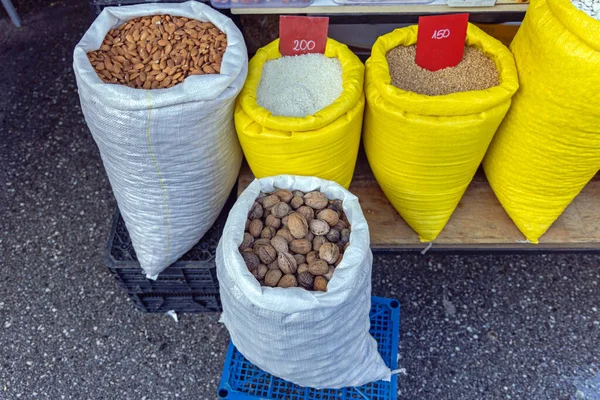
<box><xmin>1</xmin><ymin>2</ymin><xmax>599</xmax><ymax>400</ymax></box>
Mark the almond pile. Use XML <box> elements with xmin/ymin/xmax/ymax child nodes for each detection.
<box><xmin>240</xmin><ymin>189</ymin><xmax>351</xmax><ymax>292</ymax></box>
<box><xmin>87</xmin><ymin>15</ymin><xmax>227</xmax><ymax>89</ymax></box>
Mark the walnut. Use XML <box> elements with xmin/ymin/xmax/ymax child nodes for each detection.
<box><xmin>306</xmin><ymin>251</ymin><xmax>319</xmax><ymax>264</ymax></box>
<box><xmin>260</xmin><ymin>226</ymin><xmax>277</xmax><ymax>239</ymax></box>
<box><xmin>317</xmin><ymin>208</ymin><xmax>340</xmax><ymax>227</ymax></box>
<box><xmin>303</xmin><ymin>191</ymin><xmax>328</xmax><ymax>210</ymax></box>
<box><xmin>255</xmin><ymin>192</ymin><xmax>267</xmax><ymax>205</ymax></box>
<box><xmin>333</xmin><ymin>219</ymin><xmax>349</xmax><ymax>231</ymax></box>
<box><xmin>324</xmin><ymin>266</ymin><xmax>335</xmax><ymax>281</ymax></box>
<box><xmin>239</xmin><ymin>232</ymin><xmax>254</xmax><ymax>250</ymax></box>
<box><xmin>271</xmin><ymin>202</ymin><xmax>291</xmax><ymax>218</ymax></box>
<box><xmin>326</xmin><ymin>229</ymin><xmax>340</xmax><ymax>243</ymax></box>
<box><xmin>296</xmin><ymin>205</ymin><xmax>315</xmax><ymax>222</ymax></box>
<box><xmin>287</xmin><ymin>212</ymin><xmax>308</xmax><ymax>239</ymax></box>
<box><xmin>249</xmin><ymin>219</ymin><xmax>264</xmax><ymax>238</ymax></box>
<box><xmin>257</xmin><ymin>264</ymin><xmax>268</xmax><ymax>280</ymax></box>
<box><xmin>270</xmin><ymin>235</ymin><xmax>289</xmax><ymax>254</ymax></box>
<box><xmin>289</xmin><ymin>239</ymin><xmax>312</xmax><ymax>255</ymax></box>
<box><xmin>265</xmin><ymin>269</ymin><xmax>283</xmax><ymax>287</ymax></box>
<box><xmin>309</xmin><ymin>219</ymin><xmax>330</xmax><ymax>236</ymax></box>
<box><xmin>246</xmin><ymin>190</ymin><xmax>350</xmax><ymax>291</ymax></box>
<box><xmin>273</xmin><ymin>189</ymin><xmax>293</xmax><ymax>203</ymax></box>
<box><xmin>254</xmin><ymin>238</ymin><xmax>271</xmax><ymax>247</ymax></box>
<box><xmin>308</xmin><ymin>259</ymin><xmax>329</xmax><ymax>276</ymax></box>
<box><xmin>297</xmin><ymin>263</ymin><xmax>309</xmax><ymax>275</ymax></box>
<box><xmin>242</xmin><ymin>252</ymin><xmax>260</xmax><ymax>271</ymax></box>
<box><xmin>290</xmin><ymin>196</ymin><xmax>304</xmax><ymax>209</ymax></box>
<box><xmin>278</xmin><ymin>252</ymin><xmax>297</xmax><ymax>275</ymax></box>
<box><xmin>248</xmin><ymin>202</ymin><xmax>264</xmax><ymax>220</ymax></box>
<box><xmin>262</xmin><ymin>194</ymin><xmax>280</xmax><ymax>209</ymax></box>
<box><xmin>298</xmin><ymin>272</ymin><xmax>314</xmax><ymax>289</ymax></box>
<box><xmin>341</xmin><ymin>228</ymin><xmax>351</xmax><ymax>244</ymax></box>
<box><xmin>276</xmin><ymin>226</ymin><xmax>295</xmax><ymax>243</ymax></box>
<box><xmin>278</xmin><ymin>274</ymin><xmax>298</xmax><ymax>288</ymax></box>
<box><xmin>312</xmin><ymin>235</ymin><xmax>327</xmax><ymax>252</ymax></box>
<box><xmin>314</xmin><ymin>276</ymin><xmax>328</xmax><ymax>292</ymax></box>
<box><xmin>319</xmin><ymin>242</ymin><xmax>340</xmax><ymax>264</ymax></box>
<box><xmin>328</xmin><ymin>199</ymin><xmax>344</xmax><ymax>214</ymax></box>
<box><xmin>293</xmin><ymin>254</ymin><xmax>306</xmax><ymax>265</ymax></box>
<box><xmin>265</xmin><ymin>214</ymin><xmax>281</xmax><ymax>229</ymax></box>
<box><xmin>256</xmin><ymin>244</ymin><xmax>277</xmax><ymax>264</ymax></box>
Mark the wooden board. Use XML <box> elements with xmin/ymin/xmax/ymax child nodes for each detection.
<box><xmin>231</xmin><ymin>0</ymin><xmax>528</xmax><ymax>15</ymax></box>
<box><xmin>237</xmin><ymin>154</ymin><xmax>600</xmax><ymax>251</ymax></box>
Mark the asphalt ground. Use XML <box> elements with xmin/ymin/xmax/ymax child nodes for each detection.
<box><xmin>1</xmin><ymin>2</ymin><xmax>599</xmax><ymax>399</ymax></box>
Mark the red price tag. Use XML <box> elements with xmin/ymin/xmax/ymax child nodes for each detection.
<box><xmin>279</xmin><ymin>16</ymin><xmax>329</xmax><ymax>56</ymax></box>
<box><xmin>416</xmin><ymin>14</ymin><xmax>469</xmax><ymax>72</ymax></box>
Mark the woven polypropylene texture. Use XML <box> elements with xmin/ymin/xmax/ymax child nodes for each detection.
<box><xmin>74</xmin><ymin>2</ymin><xmax>247</xmax><ymax>279</ymax></box>
<box><xmin>483</xmin><ymin>0</ymin><xmax>600</xmax><ymax>243</ymax></box>
<box><xmin>363</xmin><ymin>24</ymin><xmax>518</xmax><ymax>242</ymax></box>
<box><xmin>218</xmin><ymin>296</ymin><xmax>400</xmax><ymax>399</ymax></box>
<box><xmin>103</xmin><ymin>188</ymin><xmax>235</xmax><ymax>313</ymax></box>
<box><xmin>234</xmin><ymin>39</ymin><xmax>365</xmax><ymax>189</ymax></box>
<box><xmin>218</xmin><ymin>176</ymin><xmax>390</xmax><ymax>389</ymax></box>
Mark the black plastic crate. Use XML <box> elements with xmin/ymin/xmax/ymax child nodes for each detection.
<box><xmin>104</xmin><ymin>188</ymin><xmax>236</xmax><ymax>313</ymax></box>
<box><xmin>130</xmin><ymin>292</ymin><xmax>222</xmax><ymax>313</ymax></box>
<box><xmin>89</xmin><ymin>0</ymin><xmax>209</xmax><ymax>16</ymax></box>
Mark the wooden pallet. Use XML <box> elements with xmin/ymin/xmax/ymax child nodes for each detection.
<box><xmin>237</xmin><ymin>154</ymin><xmax>600</xmax><ymax>252</ymax></box>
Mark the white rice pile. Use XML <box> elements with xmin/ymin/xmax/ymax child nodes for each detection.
<box><xmin>257</xmin><ymin>53</ymin><xmax>343</xmax><ymax>118</ymax></box>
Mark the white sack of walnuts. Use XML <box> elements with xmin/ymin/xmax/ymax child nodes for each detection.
<box><xmin>217</xmin><ymin>175</ymin><xmax>391</xmax><ymax>389</ymax></box>
<box><xmin>73</xmin><ymin>2</ymin><xmax>247</xmax><ymax>278</ymax></box>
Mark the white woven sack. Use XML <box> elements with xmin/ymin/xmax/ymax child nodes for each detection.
<box><xmin>73</xmin><ymin>2</ymin><xmax>247</xmax><ymax>279</ymax></box>
<box><xmin>217</xmin><ymin>175</ymin><xmax>391</xmax><ymax>389</ymax></box>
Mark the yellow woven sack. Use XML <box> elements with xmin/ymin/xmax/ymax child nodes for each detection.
<box><xmin>483</xmin><ymin>0</ymin><xmax>600</xmax><ymax>243</ymax></box>
<box><xmin>364</xmin><ymin>24</ymin><xmax>519</xmax><ymax>242</ymax></box>
<box><xmin>235</xmin><ymin>38</ymin><xmax>365</xmax><ymax>189</ymax></box>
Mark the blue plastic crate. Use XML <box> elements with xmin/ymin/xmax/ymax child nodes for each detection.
<box><xmin>218</xmin><ymin>296</ymin><xmax>400</xmax><ymax>399</ymax></box>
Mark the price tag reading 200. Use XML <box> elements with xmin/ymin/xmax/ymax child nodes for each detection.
<box><xmin>416</xmin><ymin>14</ymin><xmax>469</xmax><ymax>72</ymax></box>
<box><xmin>279</xmin><ymin>16</ymin><xmax>329</xmax><ymax>57</ymax></box>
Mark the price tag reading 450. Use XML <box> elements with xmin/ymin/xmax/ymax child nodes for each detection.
<box><xmin>416</xmin><ymin>14</ymin><xmax>469</xmax><ymax>72</ymax></box>
<box><xmin>279</xmin><ymin>16</ymin><xmax>329</xmax><ymax>57</ymax></box>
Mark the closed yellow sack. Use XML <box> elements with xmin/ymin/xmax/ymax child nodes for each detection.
<box><xmin>483</xmin><ymin>0</ymin><xmax>600</xmax><ymax>243</ymax></box>
<box><xmin>364</xmin><ymin>24</ymin><xmax>519</xmax><ymax>242</ymax></box>
<box><xmin>235</xmin><ymin>38</ymin><xmax>365</xmax><ymax>189</ymax></box>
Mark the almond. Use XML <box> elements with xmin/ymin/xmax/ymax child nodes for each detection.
<box><xmin>87</xmin><ymin>14</ymin><xmax>225</xmax><ymax>89</ymax></box>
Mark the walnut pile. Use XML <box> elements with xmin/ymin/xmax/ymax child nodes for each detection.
<box><xmin>240</xmin><ymin>189</ymin><xmax>351</xmax><ymax>292</ymax></box>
